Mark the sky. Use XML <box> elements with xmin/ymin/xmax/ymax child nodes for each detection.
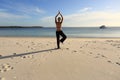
<box><xmin>0</xmin><ymin>0</ymin><xmax>120</xmax><ymax>27</ymax></box>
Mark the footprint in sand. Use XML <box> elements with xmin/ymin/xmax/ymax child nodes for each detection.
<box><xmin>16</xmin><ymin>42</ymin><xmax>22</xmax><ymax>46</ymax></box>
<box><xmin>101</xmin><ymin>55</ymin><xmax>107</xmax><ymax>58</ymax></box>
<box><xmin>66</xmin><ymin>48</ymin><xmax>69</xmax><ymax>50</ymax></box>
<box><xmin>94</xmin><ymin>56</ymin><xmax>99</xmax><ymax>58</ymax></box>
<box><xmin>117</xmin><ymin>46</ymin><xmax>120</xmax><ymax>48</ymax></box>
<box><xmin>13</xmin><ymin>53</ymin><xmax>16</xmax><ymax>56</ymax></box>
<box><xmin>89</xmin><ymin>52</ymin><xmax>93</xmax><ymax>54</ymax></box>
<box><xmin>107</xmin><ymin>60</ymin><xmax>112</xmax><ymax>64</ymax></box>
<box><xmin>0</xmin><ymin>55</ymin><xmax>2</xmax><ymax>57</ymax></box>
<box><xmin>72</xmin><ymin>50</ymin><xmax>77</xmax><ymax>52</ymax></box>
<box><xmin>16</xmin><ymin>42</ymin><xmax>19</xmax><ymax>45</ymax></box>
<box><xmin>80</xmin><ymin>47</ymin><xmax>83</xmax><ymax>48</ymax></box>
<box><xmin>0</xmin><ymin>77</ymin><xmax>5</xmax><ymax>80</ymax></box>
<box><xmin>116</xmin><ymin>62</ymin><xmax>120</xmax><ymax>66</ymax></box>
<box><xmin>72</xmin><ymin>50</ymin><xmax>77</xmax><ymax>53</ymax></box>
<box><xmin>97</xmin><ymin>53</ymin><xmax>100</xmax><ymax>55</ymax></box>
<box><xmin>0</xmin><ymin>63</ymin><xmax>13</xmax><ymax>73</ymax></box>
<box><xmin>31</xmin><ymin>42</ymin><xmax>35</xmax><ymax>45</ymax></box>
<box><xmin>94</xmin><ymin>54</ymin><xmax>107</xmax><ymax>59</ymax></box>
<box><xmin>27</xmin><ymin>55</ymin><xmax>34</xmax><ymax>59</ymax></box>
<box><xmin>20</xmin><ymin>56</ymin><xmax>26</xmax><ymax>59</ymax></box>
<box><xmin>31</xmin><ymin>48</ymin><xmax>34</xmax><ymax>50</ymax></box>
<box><xmin>28</xmin><ymin>46</ymin><xmax>30</xmax><ymax>48</ymax></box>
<box><xmin>49</xmin><ymin>51</ymin><xmax>52</xmax><ymax>53</ymax></box>
<box><xmin>21</xmin><ymin>55</ymin><xmax>34</xmax><ymax>59</ymax></box>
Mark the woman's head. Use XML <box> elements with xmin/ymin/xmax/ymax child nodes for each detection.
<box><xmin>58</xmin><ymin>17</ymin><xmax>61</xmax><ymax>22</ymax></box>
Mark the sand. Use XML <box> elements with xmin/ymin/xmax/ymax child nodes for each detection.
<box><xmin>0</xmin><ymin>37</ymin><xmax>120</xmax><ymax>80</ymax></box>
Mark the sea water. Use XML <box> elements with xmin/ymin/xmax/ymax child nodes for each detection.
<box><xmin>0</xmin><ymin>27</ymin><xmax>120</xmax><ymax>38</ymax></box>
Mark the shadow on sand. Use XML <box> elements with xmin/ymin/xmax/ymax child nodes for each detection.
<box><xmin>0</xmin><ymin>48</ymin><xmax>58</xmax><ymax>60</ymax></box>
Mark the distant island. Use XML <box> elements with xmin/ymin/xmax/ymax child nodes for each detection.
<box><xmin>99</xmin><ymin>25</ymin><xmax>106</xmax><ymax>29</ymax></box>
<box><xmin>0</xmin><ymin>26</ymin><xmax>43</xmax><ymax>28</ymax></box>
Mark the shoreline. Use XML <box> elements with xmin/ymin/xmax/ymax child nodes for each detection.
<box><xmin>0</xmin><ymin>36</ymin><xmax>120</xmax><ymax>39</ymax></box>
<box><xmin>0</xmin><ymin>27</ymin><xmax>120</xmax><ymax>38</ymax></box>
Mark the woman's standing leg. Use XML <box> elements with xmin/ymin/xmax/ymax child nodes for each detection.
<box><xmin>56</xmin><ymin>31</ymin><xmax>60</xmax><ymax>48</ymax></box>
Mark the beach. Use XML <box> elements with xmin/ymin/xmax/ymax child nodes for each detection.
<box><xmin>0</xmin><ymin>37</ymin><xmax>120</xmax><ymax>80</ymax></box>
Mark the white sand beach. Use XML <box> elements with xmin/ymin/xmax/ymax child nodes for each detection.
<box><xmin>0</xmin><ymin>37</ymin><xmax>120</xmax><ymax>80</ymax></box>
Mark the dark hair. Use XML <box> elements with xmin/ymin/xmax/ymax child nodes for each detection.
<box><xmin>58</xmin><ymin>17</ymin><xmax>61</xmax><ymax>21</ymax></box>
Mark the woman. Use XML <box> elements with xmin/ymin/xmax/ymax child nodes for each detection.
<box><xmin>55</xmin><ymin>11</ymin><xmax>67</xmax><ymax>49</ymax></box>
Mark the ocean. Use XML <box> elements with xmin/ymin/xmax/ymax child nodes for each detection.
<box><xmin>0</xmin><ymin>27</ymin><xmax>120</xmax><ymax>38</ymax></box>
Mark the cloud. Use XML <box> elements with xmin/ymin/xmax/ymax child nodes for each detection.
<box><xmin>0</xmin><ymin>11</ymin><xmax>31</xmax><ymax>26</ymax></box>
<box><xmin>79</xmin><ymin>7</ymin><xmax>92</xmax><ymax>12</ymax></box>
<box><xmin>0</xmin><ymin>11</ymin><xmax>30</xmax><ymax>19</ymax></box>
<box><xmin>2</xmin><ymin>9</ymin><xmax>119</xmax><ymax>27</ymax></box>
<box><xmin>39</xmin><ymin>11</ymin><xmax>120</xmax><ymax>27</ymax></box>
<box><xmin>40</xmin><ymin>16</ymin><xmax>55</xmax><ymax>27</ymax></box>
<box><xmin>17</xmin><ymin>5</ymin><xmax>45</xmax><ymax>15</ymax></box>
<box><xmin>0</xmin><ymin>0</ymin><xmax>46</xmax><ymax>15</ymax></box>
<box><xmin>35</xmin><ymin>7</ymin><xmax>45</xmax><ymax>13</ymax></box>
<box><xmin>0</xmin><ymin>0</ymin><xmax>45</xmax><ymax>26</ymax></box>
<box><xmin>64</xmin><ymin>11</ymin><xmax>120</xmax><ymax>27</ymax></box>
<box><xmin>0</xmin><ymin>9</ymin><xmax>7</xmax><ymax>12</ymax></box>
